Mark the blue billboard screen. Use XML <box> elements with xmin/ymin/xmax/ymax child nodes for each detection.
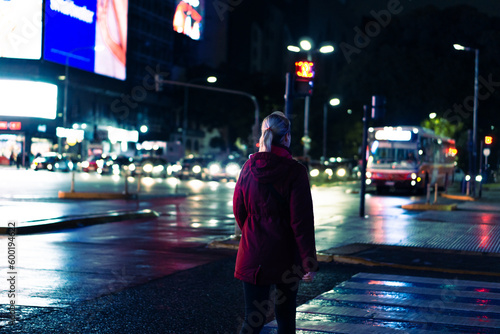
<box><xmin>43</xmin><ymin>0</ymin><xmax>128</xmax><ymax>80</ymax></box>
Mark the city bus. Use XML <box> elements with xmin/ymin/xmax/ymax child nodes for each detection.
<box><xmin>366</xmin><ymin>126</ymin><xmax>457</xmax><ymax>194</ymax></box>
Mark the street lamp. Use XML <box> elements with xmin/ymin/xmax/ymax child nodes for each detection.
<box><xmin>287</xmin><ymin>37</ymin><xmax>334</xmax><ymax>158</ymax></box>
<box><xmin>322</xmin><ymin>98</ymin><xmax>340</xmax><ymax>163</ymax></box>
<box><xmin>453</xmin><ymin>43</ymin><xmax>479</xmax><ymax>195</ymax></box>
<box><xmin>183</xmin><ymin>76</ymin><xmax>217</xmax><ymax>155</ymax></box>
<box><xmin>58</xmin><ymin>45</ymin><xmax>104</xmax><ymax>154</ymax></box>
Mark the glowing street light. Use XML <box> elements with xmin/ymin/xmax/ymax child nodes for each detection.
<box><xmin>453</xmin><ymin>43</ymin><xmax>479</xmax><ymax>196</ymax></box>
<box><xmin>322</xmin><ymin>98</ymin><xmax>341</xmax><ymax>162</ymax></box>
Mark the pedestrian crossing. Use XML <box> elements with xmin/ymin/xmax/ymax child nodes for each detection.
<box><xmin>262</xmin><ymin>272</ymin><xmax>500</xmax><ymax>333</ymax></box>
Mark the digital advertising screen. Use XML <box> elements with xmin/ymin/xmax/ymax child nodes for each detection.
<box><xmin>0</xmin><ymin>80</ymin><xmax>58</xmax><ymax>119</ymax></box>
<box><xmin>173</xmin><ymin>0</ymin><xmax>204</xmax><ymax>41</ymax></box>
<box><xmin>43</xmin><ymin>0</ymin><xmax>128</xmax><ymax>81</ymax></box>
<box><xmin>0</xmin><ymin>0</ymin><xmax>43</xmax><ymax>59</ymax></box>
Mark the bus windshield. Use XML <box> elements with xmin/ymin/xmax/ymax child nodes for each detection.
<box><xmin>371</xmin><ymin>147</ymin><xmax>418</xmax><ymax>165</ymax></box>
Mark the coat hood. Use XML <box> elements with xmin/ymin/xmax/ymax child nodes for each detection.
<box><xmin>249</xmin><ymin>145</ymin><xmax>294</xmax><ymax>184</ymax></box>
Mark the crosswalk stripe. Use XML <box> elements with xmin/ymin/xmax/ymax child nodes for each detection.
<box><xmin>297</xmin><ymin>304</ymin><xmax>500</xmax><ymax>329</ymax></box>
<box><xmin>263</xmin><ymin>272</ymin><xmax>500</xmax><ymax>333</ymax></box>
<box><xmin>355</xmin><ymin>272</ymin><xmax>500</xmax><ymax>289</ymax></box>
<box><xmin>265</xmin><ymin>319</ymin><xmax>446</xmax><ymax>333</ymax></box>
<box><xmin>338</xmin><ymin>281</ymin><xmax>500</xmax><ymax>300</ymax></box>
<box><xmin>317</xmin><ymin>292</ymin><xmax>500</xmax><ymax>314</ymax></box>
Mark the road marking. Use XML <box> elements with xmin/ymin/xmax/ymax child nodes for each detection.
<box><xmin>263</xmin><ymin>272</ymin><xmax>500</xmax><ymax>333</ymax></box>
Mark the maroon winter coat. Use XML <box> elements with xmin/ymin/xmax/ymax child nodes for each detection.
<box><xmin>233</xmin><ymin>144</ymin><xmax>317</xmax><ymax>285</ymax></box>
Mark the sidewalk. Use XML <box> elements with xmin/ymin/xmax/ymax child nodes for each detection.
<box><xmin>211</xmin><ymin>183</ymin><xmax>500</xmax><ymax>276</ymax></box>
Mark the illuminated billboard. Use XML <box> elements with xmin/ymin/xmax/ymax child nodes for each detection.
<box><xmin>0</xmin><ymin>80</ymin><xmax>58</xmax><ymax>119</ymax></box>
<box><xmin>173</xmin><ymin>0</ymin><xmax>204</xmax><ymax>40</ymax></box>
<box><xmin>0</xmin><ymin>0</ymin><xmax>43</xmax><ymax>59</ymax></box>
<box><xmin>43</xmin><ymin>0</ymin><xmax>128</xmax><ymax>80</ymax></box>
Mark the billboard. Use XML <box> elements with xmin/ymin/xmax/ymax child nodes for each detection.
<box><xmin>0</xmin><ymin>0</ymin><xmax>43</xmax><ymax>59</ymax></box>
<box><xmin>173</xmin><ymin>0</ymin><xmax>204</xmax><ymax>41</ymax></box>
<box><xmin>0</xmin><ymin>80</ymin><xmax>58</xmax><ymax>119</ymax></box>
<box><xmin>43</xmin><ymin>0</ymin><xmax>128</xmax><ymax>80</ymax></box>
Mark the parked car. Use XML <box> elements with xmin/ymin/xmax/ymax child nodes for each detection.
<box><xmin>130</xmin><ymin>157</ymin><xmax>170</xmax><ymax>178</ymax></box>
<box><xmin>81</xmin><ymin>155</ymin><xmax>113</xmax><ymax>174</ymax></box>
<box><xmin>176</xmin><ymin>157</ymin><xmax>211</xmax><ymax>180</ymax></box>
<box><xmin>31</xmin><ymin>153</ymin><xmax>73</xmax><ymax>172</ymax></box>
<box><xmin>205</xmin><ymin>159</ymin><xmax>242</xmax><ymax>181</ymax></box>
<box><xmin>110</xmin><ymin>155</ymin><xmax>135</xmax><ymax>175</ymax></box>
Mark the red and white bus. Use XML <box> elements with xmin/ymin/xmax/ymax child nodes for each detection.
<box><xmin>366</xmin><ymin>126</ymin><xmax>457</xmax><ymax>193</ymax></box>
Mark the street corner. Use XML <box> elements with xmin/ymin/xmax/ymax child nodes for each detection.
<box><xmin>401</xmin><ymin>202</ymin><xmax>458</xmax><ymax>211</ymax></box>
<box><xmin>0</xmin><ymin>209</ymin><xmax>160</xmax><ymax>235</ymax></box>
<box><xmin>317</xmin><ymin>243</ymin><xmax>376</xmax><ymax>263</ymax></box>
<box><xmin>207</xmin><ymin>236</ymin><xmax>240</xmax><ymax>250</ymax></box>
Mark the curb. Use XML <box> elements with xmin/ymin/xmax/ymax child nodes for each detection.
<box><xmin>0</xmin><ymin>209</ymin><xmax>160</xmax><ymax>234</ymax></box>
<box><xmin>401</xmin><ymin>203</ymin><xmax>458</xmax><ymax>211</ymax></box>
<box><xmin>331</xmin><ymin>254</ymin><xmax>500</xmax><ymax>277</ymax></box>
<box><xmin>441</xmin><ymin>193</ymin><xmax>476</xmax><ymax>201</ymax></box>
<box><xmin>58</xmin><ymin>191</ymin><xmax>138</xmax><ymax>200</ymax></box>
<box><xmin>208</xmin><ymin>240</ymin><xmax>500</xmax><ymax>277</ymax></box>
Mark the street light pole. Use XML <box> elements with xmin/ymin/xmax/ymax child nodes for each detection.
<box><xmin>183</xmin><ymin>76</ymin><xmax>217</xmax><ymax>155</ymax></box>
<box><xmin>472</xmin><ymin>47</ymin><xmax>479</xmax><ymax>196</ymax></box>
<box><xmin>287</xmin><ymin>37</ymin><xmax>334</xmax><ymax>159</ymax></box>
<box><xmin>454</xmin><ymin>44</ymin><xmax>479</xmax><ymax>196</ymax></box>
<box><xmin>59</xmin><ymin>46</ymin><xmax>103</xmax><ymax>154</ymax></box>
<box><xmin>322</xmin><ymin>98</ymin><xmax>340</xmax><ymax>162</ymax></box>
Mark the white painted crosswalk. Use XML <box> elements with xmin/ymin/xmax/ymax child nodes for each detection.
<box><xmin>263</xmin><ymin>272</ymin><xmax>500</xmax><ymax>333</ymax></box>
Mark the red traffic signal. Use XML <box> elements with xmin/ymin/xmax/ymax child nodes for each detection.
<box><xmin>293</xmin><ymin>61</ymin><xmax>315</xmax><ymax>97</ymax></box>
<box><xmin>485</xmin><ymin>136</ymin><xmax>493</xmax><ymax>145</ymax></box>
<box><xmin>295</xmin><ymin>61</ymin><xmax>315</xmax><ymax>80</ymax></box>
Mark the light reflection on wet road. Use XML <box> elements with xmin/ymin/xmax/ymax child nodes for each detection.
<box><xmin>1</xmin><ymin>169</ymin><xmax>486</xmax><ymax>311</ymax></box>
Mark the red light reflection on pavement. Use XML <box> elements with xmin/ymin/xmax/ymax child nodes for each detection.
<box><xmin>478</xmin><ymin>223</ymin><xmax>491</xmax><ymax>249</ymax></box>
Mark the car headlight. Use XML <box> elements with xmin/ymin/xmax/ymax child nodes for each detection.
<box><xmin>310</xmin><ymin>169</ymin><xmax>320</xmax><ymax>177</ymax></box>
<box><xmin>336</xmin><ymin>168</ymin><xmax>346</xmax><ymax>177</ymax></box>
<box><xmin>366</xmin><ymin>171</ymin><xmax>372</xmax><ymax>178</ymax></box>
<box><xmin>192</xmin><ymin>165</ymin><xmax>202</xmax><ymax>174</ymax></box>
<box><xmin>153</xmin><ymin>165</ymin><xmax>164</xmax><ymax>173</ymax></box>
<box><xmin>209</xmin><ymin>163</ymin><xmax>221</xmax><ymax>175</ymax></box>
<box><xmin>226</xmin><ymin>162</ymin><xmax>240</xmax><ymax>176</ymax></box>
<box><xmin>325</xmin><ymin>168</ymin><xmax>333</xmax><ymax>177</ymax></box>
<box><xmin>129</xmin><ymin>164</ymin><xmax>136</xmax><ymax>171</ymax></box>
<box><xmin>68</xmin><ymin>161</ymin><xmax>74</xmax><ymax>170</ymax></box>
<box><xmin>96</xmin><ymin>159</ymin><xmax>104</xmax><ymax>168</ymax></box>
<box><xmin>82</xmin><ymin>161</ymin><xmax>89</xmax><ymax>169</ymax></box>
<box><xmin>143</xmin><ymin>164</ymin><xmax>153</xmax><ymax>173</ymax></box>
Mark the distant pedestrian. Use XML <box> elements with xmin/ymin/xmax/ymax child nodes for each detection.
<box><xmin>9</xmin><ymin>152</ymin><xmax>15</xmax><ymax>166</ymax></box>
<box><xmin>233</xmin><ymin>111</ymin><xmax>318</xmax><ymax>333</ymax></box>
<box><xmin>16</xmin><ymin>152</ymin><xmax>22</xmax><ymax>169</ymax></box>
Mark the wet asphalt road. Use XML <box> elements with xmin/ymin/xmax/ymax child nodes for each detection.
<box><xmin>5</xmin><ymin>253</ymin><xmax>500</xmax><ymax>334</ymax></box>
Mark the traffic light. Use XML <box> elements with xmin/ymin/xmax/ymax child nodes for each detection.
<box><xmin>371</xmin><ymin>95</ymin><xmax>386</xmax><ymax>120</ymax></box>
<box><xmin>294</xmin><ymin>60</ymin><xmax>315</xmax><ymax>97</ymax></box>
<box><xmin>485</xmin><ymin>136</ymin><xmax>493</xmax><ymax>145</ymax></box>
